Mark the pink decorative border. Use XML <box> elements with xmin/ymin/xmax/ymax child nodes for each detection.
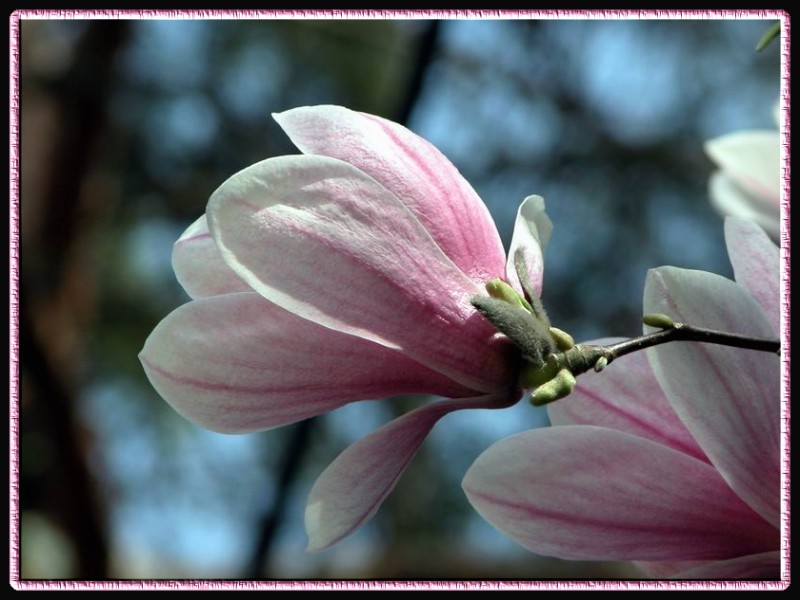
<box><xmin>8</xmin><ymin>8</ymin><xmax>791</xmax><ymax>591</ymax></box>
<box><xmin>777</xmin><ymin>8</ymin><xmax>792</xmax><ymax>591</ymax></box>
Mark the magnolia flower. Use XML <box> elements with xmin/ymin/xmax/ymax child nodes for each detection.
<box><xmin>704</xmin><ymin>105</ymin><xmax>781</xmax><ymax>240</ymax></box>
<box><xmin>463</xmin><ymin>217</ymin><xmax>781</xmax><ymax>579</ymax></box>
<box><xmin>140</xmin><ymin>105</ymin><xmax>552</xmax><ymax>551</ymax></box>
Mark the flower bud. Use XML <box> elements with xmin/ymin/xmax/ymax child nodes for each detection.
<box><xmin>642</xmin><ymin>313</ymin><xmax>675</xmax><ymax>329</ymax></box>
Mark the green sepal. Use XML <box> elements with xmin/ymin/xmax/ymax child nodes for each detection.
<box><xmin>486</xmin><ymin>278</ymin><xmax>533</xmax><ymax>313</ymax></box>
<box><xmin>549</xmin><ymin>327</ymin><xmax>575</xmax><ymax>351</ymax></box>
<box><xmin>519</xmin><ymin>354</ymin><xmax>562</xmax><ymax>389</ymax></box>
<box><xmin>530</xmin><ymin>368</ymin><xmax>577</xmax><ymax>406</ymax></box>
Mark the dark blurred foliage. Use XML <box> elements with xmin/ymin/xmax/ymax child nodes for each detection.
<box><xmin>15</xmin><ymin>17</ymin><xmax>779</xmax><ymax>580</ymax></box>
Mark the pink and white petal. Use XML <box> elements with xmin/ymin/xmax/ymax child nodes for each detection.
<box><xmin>139</xmin><ymin>293</ymin><xmax>476</xmax><ymax>434</ymax></box>
<box><xmin>273</xmin><ymin>105</ymin><xmax>507</xmax><ymax>284</ymax></box>
<box><xmin>709</xmin><ymin>173</ymin><xmax>780</xmax><ymax>241</ymax></box>
<box><xmin>306</xmin><ymin>394</ymin><xmax>509</xmax><ymax>551</ymax></box>
<box><xmin>725</xmin><ymin>217</ymin><xmax>780</xmax><ymax>335</ymax></box>
<box><xmin>505</xmin><ymin>195</ymin><xmax>552</xmax><ymax>297</ymax></box>
<box><xmin>547</xmin><ymin>339</ymin><xmax>708</xmax><ymax>463</ymax></box>
<box><xmin>667</xmin><ymin>551</ymin><xmax>781</xmax><ymax>580</ymax></box>
<box><xmin>705</xmin><ymin>131</ymin><xmax>780</xmax><ymax>207</ymax></box>
<box><xmin>207</xmin><ymin>154</ymin><xmax>516</xmax><ymax>393</ymax></box>
<box><xmin>645</xmin><ymin>267</ymin><xmax>781</xmax><ymax>527</ymax></box>
<box><xmin>172</xmin><ymin>215</ymin><xmax>251</xmax><ymax>299</ymax></box>
<box><xmin>462</xmin><ymin>426</ymin><xmax>778</xmax><ymax>562</ymax></box>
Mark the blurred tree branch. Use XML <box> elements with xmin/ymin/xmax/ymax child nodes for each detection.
<box><xmin>20</xmin><ymin>21</ymin><xmax>130</xmax><ymax>579</ymax></box>
<box><xmin>20</xmin><ymin>302</ymin><xmax>110</xmax><ymax>578</ymax></box>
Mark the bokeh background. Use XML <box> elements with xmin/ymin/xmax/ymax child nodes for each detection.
<box><xmin>16</xmin><ymin>15</ymin><xmax>780</xmax><ymax>580</ymax></box>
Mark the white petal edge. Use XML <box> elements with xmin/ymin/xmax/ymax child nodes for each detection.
<box><xmin>172</xmin><ymin>215</ymin><xmax>251</xmax><ymax>299</ymax></box>
<box><xmin>505</xmin><ymin>195</ymin><xmax>552</xmax><ymax>297</ymax></box>
<box><xmin>709</xmin><ymin>172</ymin><xmax>780</xmax><ymax>241</ymax></box>
<box><xmin>705</xmin><ymin>131</ymin><xmax>780</xmax><ymax>205</ymax></box>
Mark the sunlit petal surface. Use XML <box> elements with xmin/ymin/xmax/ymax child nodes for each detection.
<box><xmin>207</xmin><ymin>154</ymin><xmax>516</xmax><ymax>393</ymax></box>
<box><xmin>274</xmin><ymin>105</ymin><xmax>507</xmax><ymax>284</ymax></box>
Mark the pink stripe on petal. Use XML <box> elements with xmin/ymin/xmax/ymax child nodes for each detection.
<box><xmin>139</xmin><ymin>293</ymin><xmax>476</xmax><ymax>433</ymax></box>
<box><xmin>207</xmin><ymin>155</ymin><xmax>518</xmax><ymax>393</ymax></box>
<box><xmin>305</xmin><ymin>393</ymin><xmax>510</xmax><ymax>551</ymax></box>
<box><xmin>505</xmin><ymin>195</ymin><xmax>552</xmax><ymax>297</ymax></box>
<box><xmin>725</xmin><ymin>217</ymin><xmax>780</xmax><ymax>335</ymax></box>
<box><xmin>645</xmin><ymin>267</ymin><xmax>780</xmax><ymax>528</ymax></box>
<box><xmin>463</xmin><ymin>426</ymin><xmax>778</xmax><ymax>562</ymax></box>
<box><xmin>172</xmin><ymin>215</ymin><xmax>251</xmax><ymax>299</ymax></box>
<box><xmin>273</xmin><ymin>105</ymin><xmax>507</xmax><ymax>284</ymax></box>
<box><xmin>548</xmin><ymin>338</ymin><xmax>708</xmax><ymax>463</ymax></box>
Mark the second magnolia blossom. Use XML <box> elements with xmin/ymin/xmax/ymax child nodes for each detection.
<box><xmin>464</xmin><ymin>217</ymin><xmax>781</xmax><ymax>579</ymax></box>
<box><xmin>140</xmin><ymin>105</ymin><xmax>552</xmax><ymax>550</ymax></box>
<box><xmin>705</xmin><ymin>104</ymin><xmax>781</xmax><ymax>240</ymax></box>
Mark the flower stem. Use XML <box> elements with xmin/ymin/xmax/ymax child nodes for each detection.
<box><xmin>604</xmin><ymin>322</ymin><xmax>780</xmax><ymax>361</ymax></box>
<box><xmin>522</xmin><ymin>313</ymin><xmax>780</xmax><ymax>405</ymax></box>
<box><xmin>566</xmin><ymin>322</ymin><xmax>780</xmax><ymax>378</ymax></box>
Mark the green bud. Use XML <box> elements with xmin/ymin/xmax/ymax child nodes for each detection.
<box><xmin>519</xmin><ymin>354</ymin><xmax>562</xmax><ymax>389</ymax></box>
<box><xmin>530</xmin><ymin>368</ymin><xmax>577</xmax><ymax>406</ymax></box>
<box><xmin>549</xmin><ymin>327</ymin><xmax>575</xmax><ymax>351</ymax></box>
<box><xmin>756</xmin><ymin>22</ymin><xmax>780</xmax><ymax>52</ymax></box>
<box><xmin>642</xmin><ymin>313</ymin><xmax>675</xmax><ymax>329</ymax></box>
<box><xmin>593</xmin><ymin>356</ymin><xmax>608</xmax><ymax>372</ymax></box>
<box><xmin>486</xmin><ymin>279</ymin><xmax>531</xmax><ymax>312</ymax></box>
